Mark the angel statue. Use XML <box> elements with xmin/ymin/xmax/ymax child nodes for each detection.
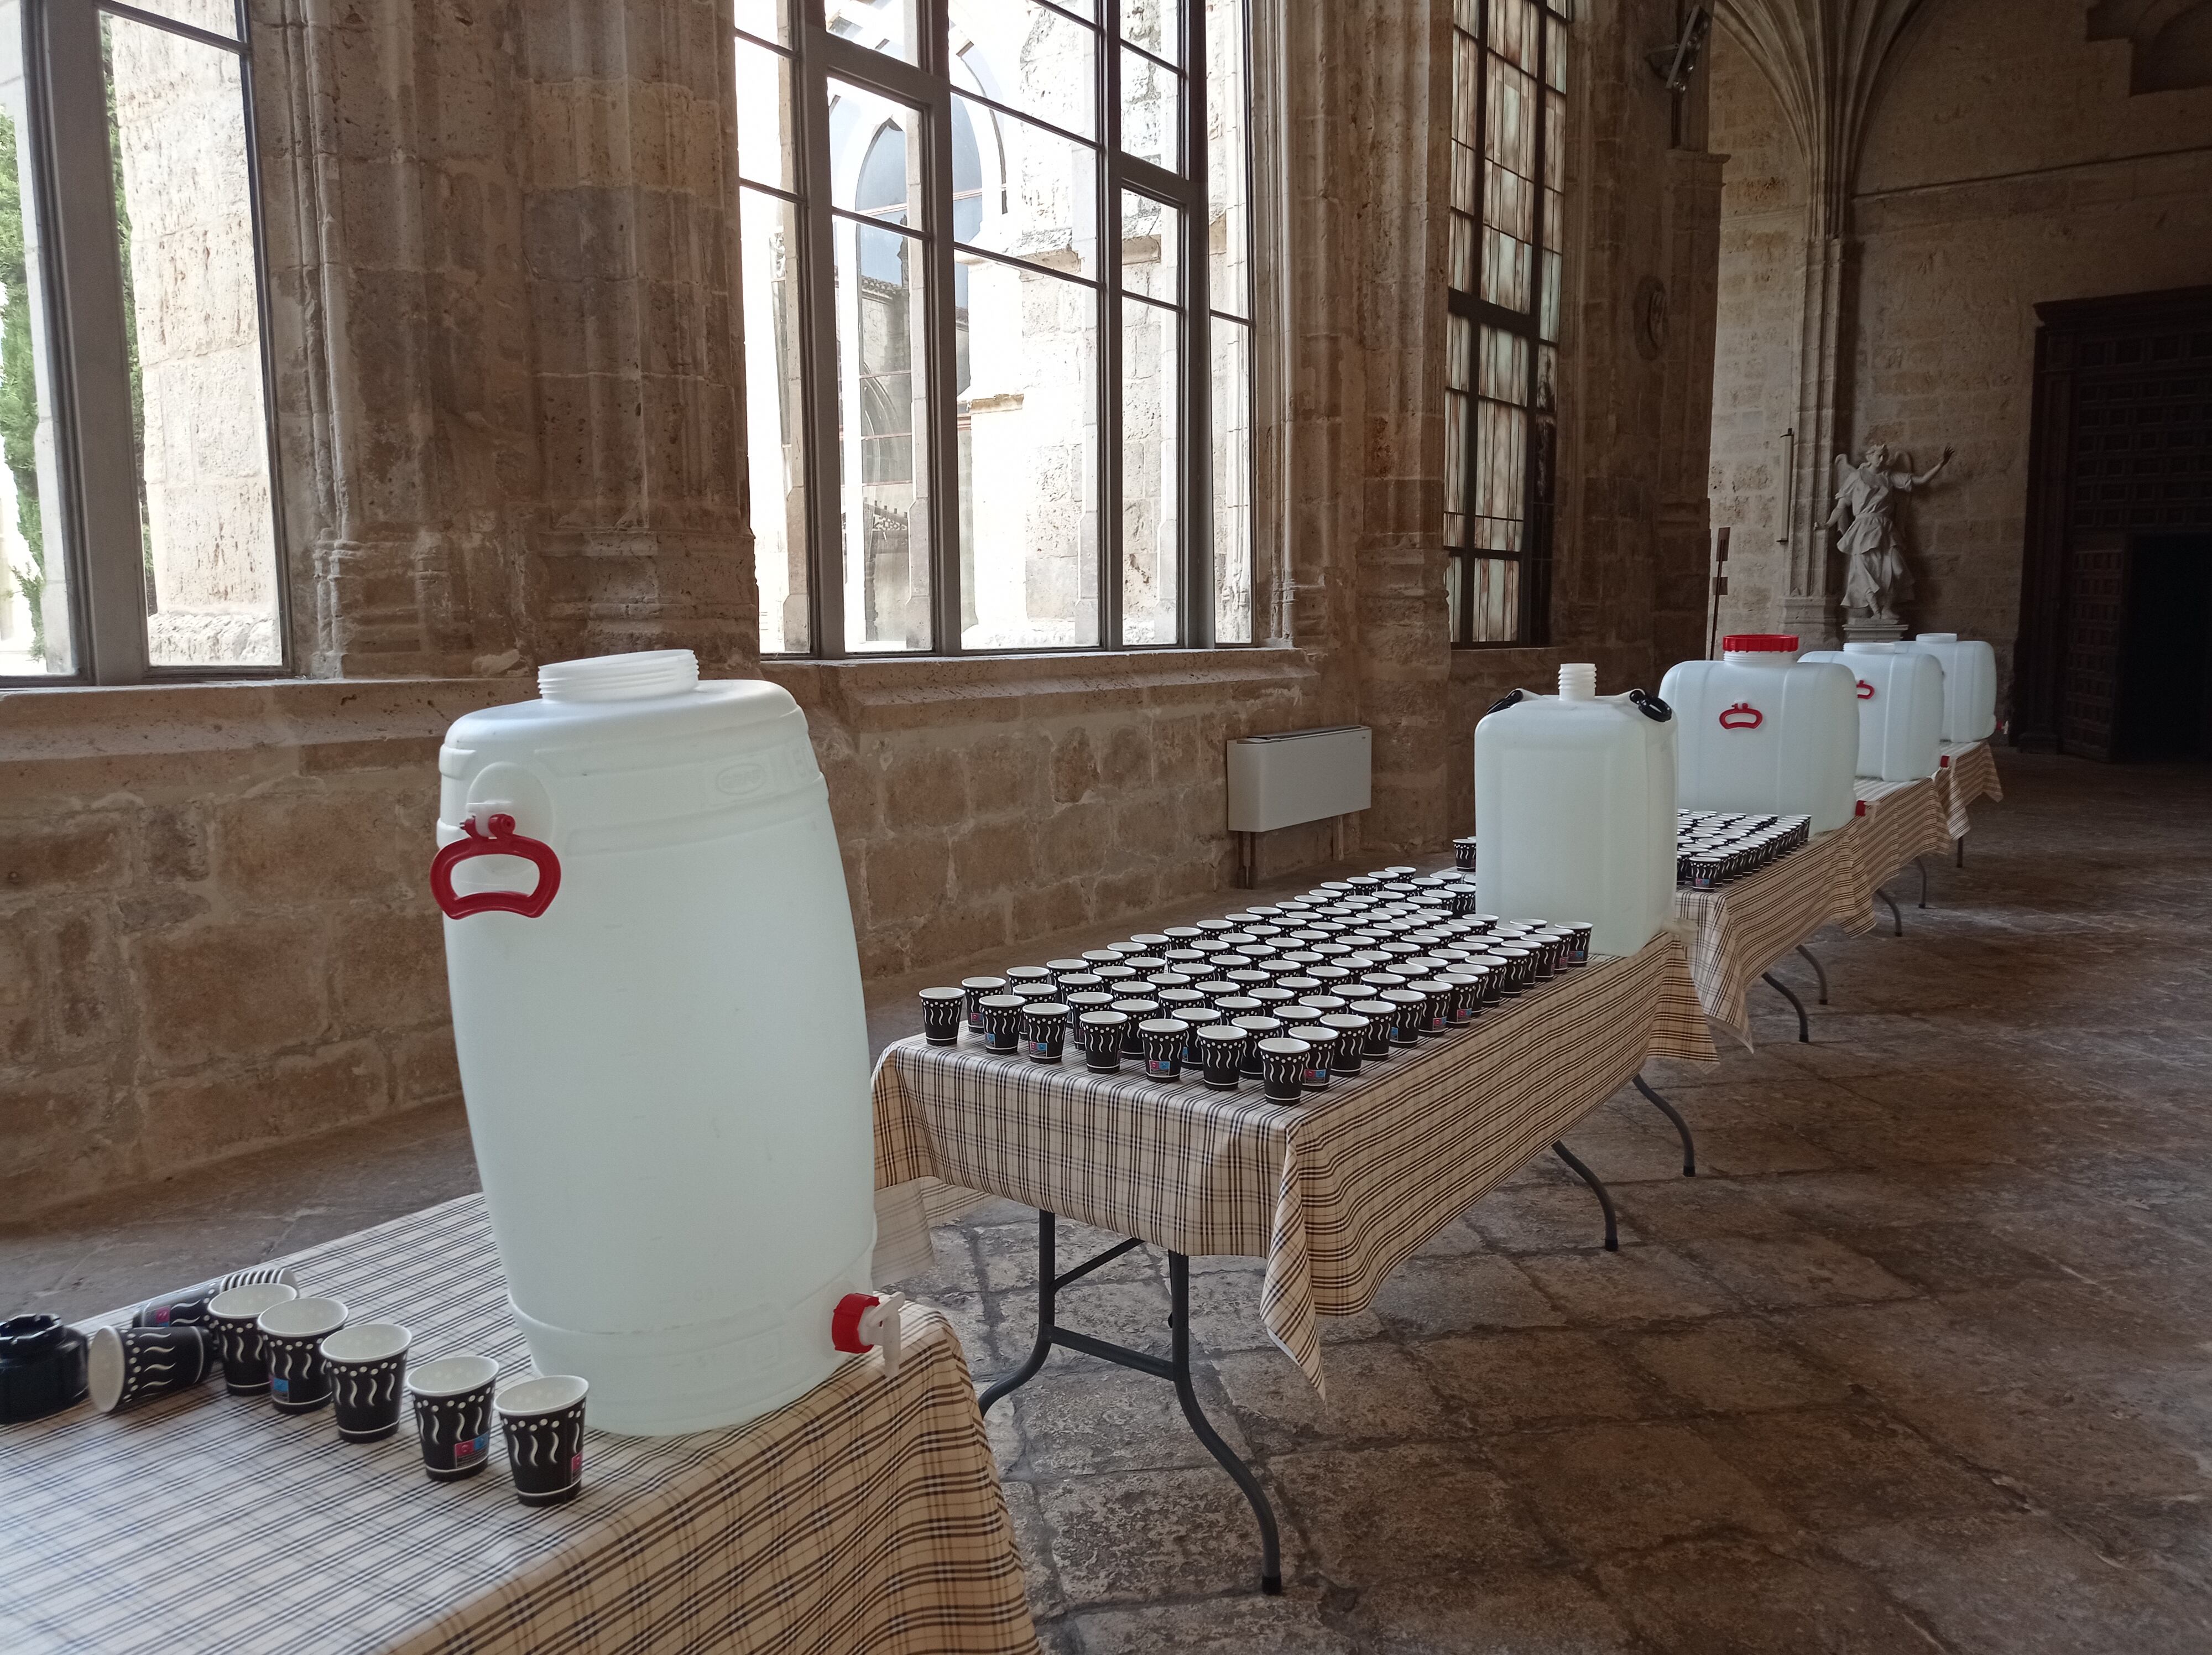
<box><xmin>1828</xmin><ymin>441</ymin><xmax>1953</xmax><ymax>624</ymax></box>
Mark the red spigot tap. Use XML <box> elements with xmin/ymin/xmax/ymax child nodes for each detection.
<box><xmin>1718</xmin><ymin>702</ymin><xmax>1764</xmax><ymax>731</ymax></box>
<box><xmin>832</xmin><ymin>1292</ymin><xmax>908</xmax><ymax>1377</ymax></box>
<box><xmin>430</xmin><ymin>814</ymin><xmax>562</xmax><ymax>920</ymax></box>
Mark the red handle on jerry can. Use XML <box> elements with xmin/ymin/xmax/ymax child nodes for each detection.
<box><xmin>431</xmin><ymin>814</ymin><xmax>562</xmax><ymax>920</ymax></box>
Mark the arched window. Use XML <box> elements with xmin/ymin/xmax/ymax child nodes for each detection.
<box><xmin>1444</xmin><ymin>0</ymin><xmax>1568</xmax><ymax>646</ymax></box>
<box><xmin>733</xmin><ymin>0</ymin><xmax>1254</xmax><ymax>655</ymax></box>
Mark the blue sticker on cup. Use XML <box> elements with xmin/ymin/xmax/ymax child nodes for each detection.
<box><xmin>271</xmin><ymin>1377</ymin><xmax>290</xmax><ymax>1397</ymax></box>
<box><xmin>454</xmin><ymin>1433</ymin><xmax>491</xmax><ymax>1462</ymax></box>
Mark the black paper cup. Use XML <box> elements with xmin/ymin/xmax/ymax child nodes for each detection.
<box><xmin>1196</xmin><ymin>1024</ymin><xmax>1248</xmax><ymax>1090</ymax></box>
<box><xmin>259</xmin><ymin>1296</ymin><xmax>348</xmax><ymax>1414</ymax></box>
<box><xmin>87</xmin><ymin>1324</ymin><xmax>211</xmax><ymax>1414</ymax></box>
<box><xmin>1317</xmin><ymin>1013</ymin><xmax>1369</xmax><ymax>1072</ymax></box>
<box><xmin>1559</xmin><ymin>923</ymin><xmax>1593</xmax><ymax>966</ymax></box>
<box><xmin>961</xmin><ymin>976</ymin><xmax>1007</xmax><ymax>1032</ymax></box>
<box><xmin>1230</xmin><ymin>1014</ymin><xmax>1284</xmax><ymax>1074</ymax></box>
<box><xmin>205</xmin><ymin>1282</ymin><xmax>298</xmax><ymax>1395</ymax></box>
<box><xmin>920</xmin><ymin>986</ymin><xmax>966</xmax><ymax>1045</ymax></box>
<box><xmin>979</xmin><ymin>993</ymin><xmax>1026</xmax><ymax>1054</ymax></box>
<box><xmin>132</xmin><ymin>1266</ymin><xmax>297</xmax><ymax>1330</ymax></box>
<box><xmin>409</xmin><ymin>1355</ymin><xmax>500</xmax><ymax>1481</ymax></box>
<box><xmin>1078</xmin><ymin>1011</ymin><xmax>1129</xmax><ymax>1073</ymax></box>
<box><xmin>0</xmin><ymin>1315</ymin><xmax>88</xmax><ymax>1423</ymax></box>
<box><xmin>1438</xmin><ymin>972</ymin><xmax>1485</xmax><ymax>1026</ymax></box>
<box><xmin>1005</xmin><ymin>966</ymin><xmax>1054</xmax><ymax>991</ymax></box>
<box><xmin>1408</xmin><ymin>980</ymin><xmax>1454</xmax><ymax>1037</ymax></box>
<box><xmin>1021</xmin><ymin>1002</ymin><xmax>1071</xmax><ymax>1063</ymax></box>
<box><xmin>497</xmin><ymin>1374</ymin><xmax>588</xmax><ymax>1506</ymax></box>
<box><xmin>1284</xmin><ymin>1024</ymin><xmax>1340</xmax><ymax>1089</ymax></box>
<box><xmin>323</xmin><ymin>1321</ymin><xmax>412</xmax><ymax>1441</ymax></box>
<box><xmin>1493</xmin><ymin>947</ymin><xmax>1536</xmax><ymax>995</ymax></box>
<box><xmin>1347</xmin><ymin>1000</ymin><xmax>1394</xmax><ymax>1060</ymax></box>
<box><xmin>1380</xmin><ymin>989</ymin><xmax>1426</xmax><ymax>1047</ymax></box>
<box><xmin>1140</xmin><ymin>1017</ymin><xmax>1189</xmax><ymax>1079</ymax></box>
<box><xmin>1110</xmin><ymin>998</ymin><xmax>1161</xmax><ymax>1053</ymax></box>
<box><xmin>1258</xmin><ymin>1038</ymin><xmax>1310</xmax><ymax>1102</ymax></box>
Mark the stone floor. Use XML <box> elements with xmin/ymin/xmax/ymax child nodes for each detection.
<box><xmin>8</xmin><ymin>752</ymin><xmax>2212</xmax><ymax>1652</ymax></box>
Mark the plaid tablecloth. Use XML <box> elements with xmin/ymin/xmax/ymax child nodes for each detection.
<box><xmin>874</xmin><ymin>936</ymin><xmax>1713</xmax><ymax>1396</ymax></box>
<box><xmin>1843</xmin><ymin>777</ymin><xmax>1949</xmax><ymax>918</ymax></box>
<box><xmin>1673</xmin><ymin>826</ymin><xmax>1863</xmax><ymax>1046</ymax></box>
<box><xmin>1936</xmin><ymin>740</ymin><xmax>2004</xmax><ymax>840</ymax></box>
<box><xmin>1</xmin><ymin>1198</ymin><xmax>1037</xmax><ymax>1655</ymax></box>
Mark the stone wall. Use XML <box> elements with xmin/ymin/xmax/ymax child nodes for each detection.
<box><xmin>0</xmin><ymin>680</ymin><xmax>525</xmax><ymax>1216</ymax></box>
<box><xmin>1708</xmin><ymin>2</ymin><xmax>2212</xmax><ymax>693</ymax></box>
<box><xmin>2</xmin><ymin>0</ymin><xmax>1718</xmax><ymax>1217</ymax></box>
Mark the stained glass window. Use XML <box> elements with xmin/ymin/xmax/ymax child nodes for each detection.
<box><xmin>1444</xmin><ymin>0</ymin><xmax>1567</xmax><ymax>645</ymax></box>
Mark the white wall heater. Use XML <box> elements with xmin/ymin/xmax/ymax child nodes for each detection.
<box><xmin>1225</xmin><ymin>725</ymin><xmax>1372</xmax><ymax>885</ymax></box>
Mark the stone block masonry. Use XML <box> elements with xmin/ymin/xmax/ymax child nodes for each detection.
<box><xmin>0</xmin><ymin>681</ymin><xmax>527</xmax><ymax>1217</ymax></box>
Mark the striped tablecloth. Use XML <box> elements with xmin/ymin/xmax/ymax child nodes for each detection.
<box><xmin>874</xmin><ymin>936</ymin><xmax>1714</xmax><ymax>1396</ymax></box>
<box><xmin>1936</xmin><ymin>740</ymin><xmax>2004</xmax><ymax>840</ymax></box>
<box><xmin>1</xmin><ymin>1198</ymin><xmax>1037</xmax><ymax>1655</ymax></box>
<box><xmin>1844</xmin><ymin>777</ymin><xmax>1950</xmax><ymax>918</ymax></box>
<box><xmin>1673</xmin><ymin>826</ymin><xmax>1863</xmax><ymax>1046</ymax></box>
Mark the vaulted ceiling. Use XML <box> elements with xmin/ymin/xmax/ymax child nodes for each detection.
<box><xmin>2087</xmin><ymin>0</ymin><xmax>2212</xmax><ymax>93</ymax></box>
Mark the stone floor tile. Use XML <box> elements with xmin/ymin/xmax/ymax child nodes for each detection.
<box><xmin>1592</xmin><ymin>1537</ymin><xmax>1942</xmax><ymax>1654</ymax></box>
<box><xmin>1415</xmin><ymin>1329</ymin><xmax>1667</xmax><ymax>1432</ymax></box>
<box><xmin>1609</xmin><ymin>1175</ymin><xmax>1795</xmax><ymax>1241</ymax></box>
<box><xmin>1486</xmin><ymin>1420</ymin><xmax>1790</xmax><ymax>1558</ymax></box>
<box><xmin>1000</xmin><ymin>1478</ymin><xmax>1070</xmax><ymax>1625</ymax></box>
<box><xmin>2052</xmin><ymin>1497</ymin><xmax>2212</xmax><ymax>1605</ymax></box>
<box><xmin>1467</xmin><ymin>1179</ymin><xmax>1648</xmax><ymax>1253</ymax></box>
<box><xmin>1678</xmin><ymin>1120</ymin><xmax>1843</xmax><ymax>1178</ymax></box>
<box><xmin>1830</xmin><ymin>1511</ymin><xmax>2212</xmax><ymax>1654</ymax></box>
<box><xmin>1212</xmin><ymin>1340</ymin><xmax>1456</xmax><ymax>1453</ymax></box>
<box><xmin>1333</xmin><ymin>1568</ymin><xmax>1644</xmax><ymax>1653</ymax></box>
<box><xmin>1063</xmin><ymin>1594</ymin><xmax>1354</xmax><ymax>1654</ymax></box>
<box><xmin>1695</xmin><ymin>1406</ymin><xmax>2011</xmax><ymax>1529</ymax></box>
<box><xmin>1269</xmin><ymin>1443</ymin><xmax>1556</xmax><ymax>1583</ymax></box>
<box><xmin>1752</xmin><ymin>1168</ymin><xmax>1956</xmax><ymax>1230</ymax></box>
<box><xmin>1011</xmin><ymin>1365</ymin><xmax>1254</xmax><ymax>1476</ymax></box>
<box><xmin>992</xmin><ymin>1276</ymin><xmax>1177</xmax><ymax>1372</ymax></box>
<box><xmin>1032</xmin><ymin>1465</ymin><xmax>1288</xmax><ymax>1604</ymax></box>
<box><xmin>1819</xmin><ymin>1220</ymin><xmax>2063</xmax><ymax>1294</ymax></box>
<box><xmin>1624</xmin><ymin>1316</ymin><xmax>1855</xmax><ymax>1414</ymax></box>
<box><xmin>1882</xmin><ymin>1383</ymin><xmax>2212</xmax><ymax>1508</ymax></box>
<box><xmin>1516</xmin><ymin>1242</ymin><xmax>1747</xmax><ymax>1326</ymax></box>
<box><xmin>1369</xmin><ymin>1255</ymin><xmax>1567</xmax><ymax>1337</ymax></box>
<box><xmin>1676</xmin><ymin>1234</ymin><xmax>1919</xmax><ymax>1310</ymax></box>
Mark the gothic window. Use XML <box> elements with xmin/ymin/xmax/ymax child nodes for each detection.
<box><xmin>1444</xmin><ymin>0</ymin><xmax>1566</xmax><ymax>646</ymax></box>
<box><xmin>0</xmin><ymin>0</ymin><xmax>286</xmax><ymax>683</ymax></box>
<box><xmin>735</xmin><ymin>0</ymin><xmax>1255</xmax><ymax>656</ymax></box>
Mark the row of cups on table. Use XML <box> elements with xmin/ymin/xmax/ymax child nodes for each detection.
<box><xmin>90</xmin><ymin>1268</ymin><xmax>587</xmax><ymax>1505</ymax></box>
<box><xmin>920</xmin><ymin>900</ymin><xmax>1592</xmax><ymax>1100</ymax></box>
<box><xmin>1676</xmin><ymin>810</ymin><xmax>1813</xmax><ymax>889</ymax></box>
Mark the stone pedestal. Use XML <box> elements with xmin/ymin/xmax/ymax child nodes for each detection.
<box><xmin>1842</xmin><ymin>615</ymin><xmax>1907</xmax><ymax>644</ymax></box>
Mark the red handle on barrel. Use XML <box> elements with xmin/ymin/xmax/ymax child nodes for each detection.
<box><xmin>431</xmin><ymin>814</ymin><xmax>562</xmax><ymax>920</ymax></box>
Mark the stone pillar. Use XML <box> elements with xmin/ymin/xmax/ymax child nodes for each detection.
<box><xmin>258</xmin><ymin>0</ymin><xmax>755</xmax><ymax>679</ymax></box>
<box><xmin>1654</xmin><ymin>144</ymin><xmax>1729</xmax><ymax>669</ymax></box>
<box><xmin>518</xmin><ymin>0</ymin><xmax>754</xmax><ymax>672</ymax></box>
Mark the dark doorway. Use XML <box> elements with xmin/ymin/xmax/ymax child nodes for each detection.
<box><xmin>2115</xmin><ymin>535</ymin><xmax>2212</xmax><ymax>759</ymax></box>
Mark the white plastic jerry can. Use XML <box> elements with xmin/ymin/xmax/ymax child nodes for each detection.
<box><xmin>432</xmin><ymin>650</ymin><xmax>885</xmax><ymax>1436</ymax></box>
<box><xmin>1658</xmin><ymin>634</ymin><xmax>1859</xmax><ymax>834</ymax></box>
<box><xmin>1903</xmin><ymin>632</ymin><xmax>1998</xmax><ymax>743</ymax></box>
<box><xmin>1474</xmin><ymin>664</ymin><xmax>1678</xmax><ymax>959</ymax></box>
<box><xmin>1799</xmin><ymin>642</ymin><xmax>1944</xmax><ymax>782</ymax></box>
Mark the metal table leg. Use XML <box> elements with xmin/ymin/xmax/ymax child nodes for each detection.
<box><xmin>1632</xmin><ymin>1073</ymin><xmax>1696</xmax><ymax>1176</ymax></box>
<box><xmin>1916</xmin><ymin>856</ymin><xmax>1929</xmax><ymax>909</ymax></box>
<box><xmin>1762</xmin><ymin>971</ymin><xmax>1810</xmax><ymax>1042</ymax></box>
<box><xmin>1795</xmin><ymin>944</ymin><xmax>1829</xmax><ymax>1005</ymax></box>
<box><xmin>1956</xmin><ymin>834</ymin><xmax>1965</xmax><ymax>869</ymax></box>
<box><xmin>1876</xmin><ymin>888</ymin><xmax>1904</xmax><ymax>936</ymax></box>
<box><xmin>978</xmin><ymin>1210</ymin><xmax>1283</xmax><ymax>1596</ymax></box>
<box><xmin>1551</xmin><ymin>1142</ymin><xmax>1619</xmax><ymax>1250</ymax></box>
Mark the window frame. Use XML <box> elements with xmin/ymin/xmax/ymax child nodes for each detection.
<box><xmin>742</xmin><ymin>0</ymin><xmax>1254</xmax><ymax>659</ymax></box>
<box><xmin>1444</xmin><ymin>0</ymin><xmax>1564</xmax><ymax>650</ymax></box>
<box><xmin>0</xmin><ymin>0</ymin><xmax>290</xmax><ymax>686</ymax></box>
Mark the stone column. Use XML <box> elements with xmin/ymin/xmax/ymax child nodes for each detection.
<box><xmin>518</xmin><ymin>0</ymin><xmax>754</xmax><ymax>672</ymax></box>
<box><xmin>258</xmin><ymin>0</ymin><xmax>755</xmax><ymax>679</ymax></box>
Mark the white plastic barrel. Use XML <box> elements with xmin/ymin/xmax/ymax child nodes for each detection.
<box><xmin>1800</xmin><ymin>643</ymin><xmax>1944</xmax><ymax>781</ymax></box>
<box><xmin>1660</xmin><ymin>634</ymin><xmax>1859</xmax><ymax>834</ymax></box>
<box><xmin>434</xmin><ymin>650</ymin><xmax>875</xmax><ymax>1435</ymax></box>
<box><xmin>1474</xmin><ymin>664</ymin><xmax>1677</xmax><ymax>959</ymax></box>
<box><xmin>1903</xmin><ymin>632</ymin><xmax>1998</xmax><ymax>743</ymax></box>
